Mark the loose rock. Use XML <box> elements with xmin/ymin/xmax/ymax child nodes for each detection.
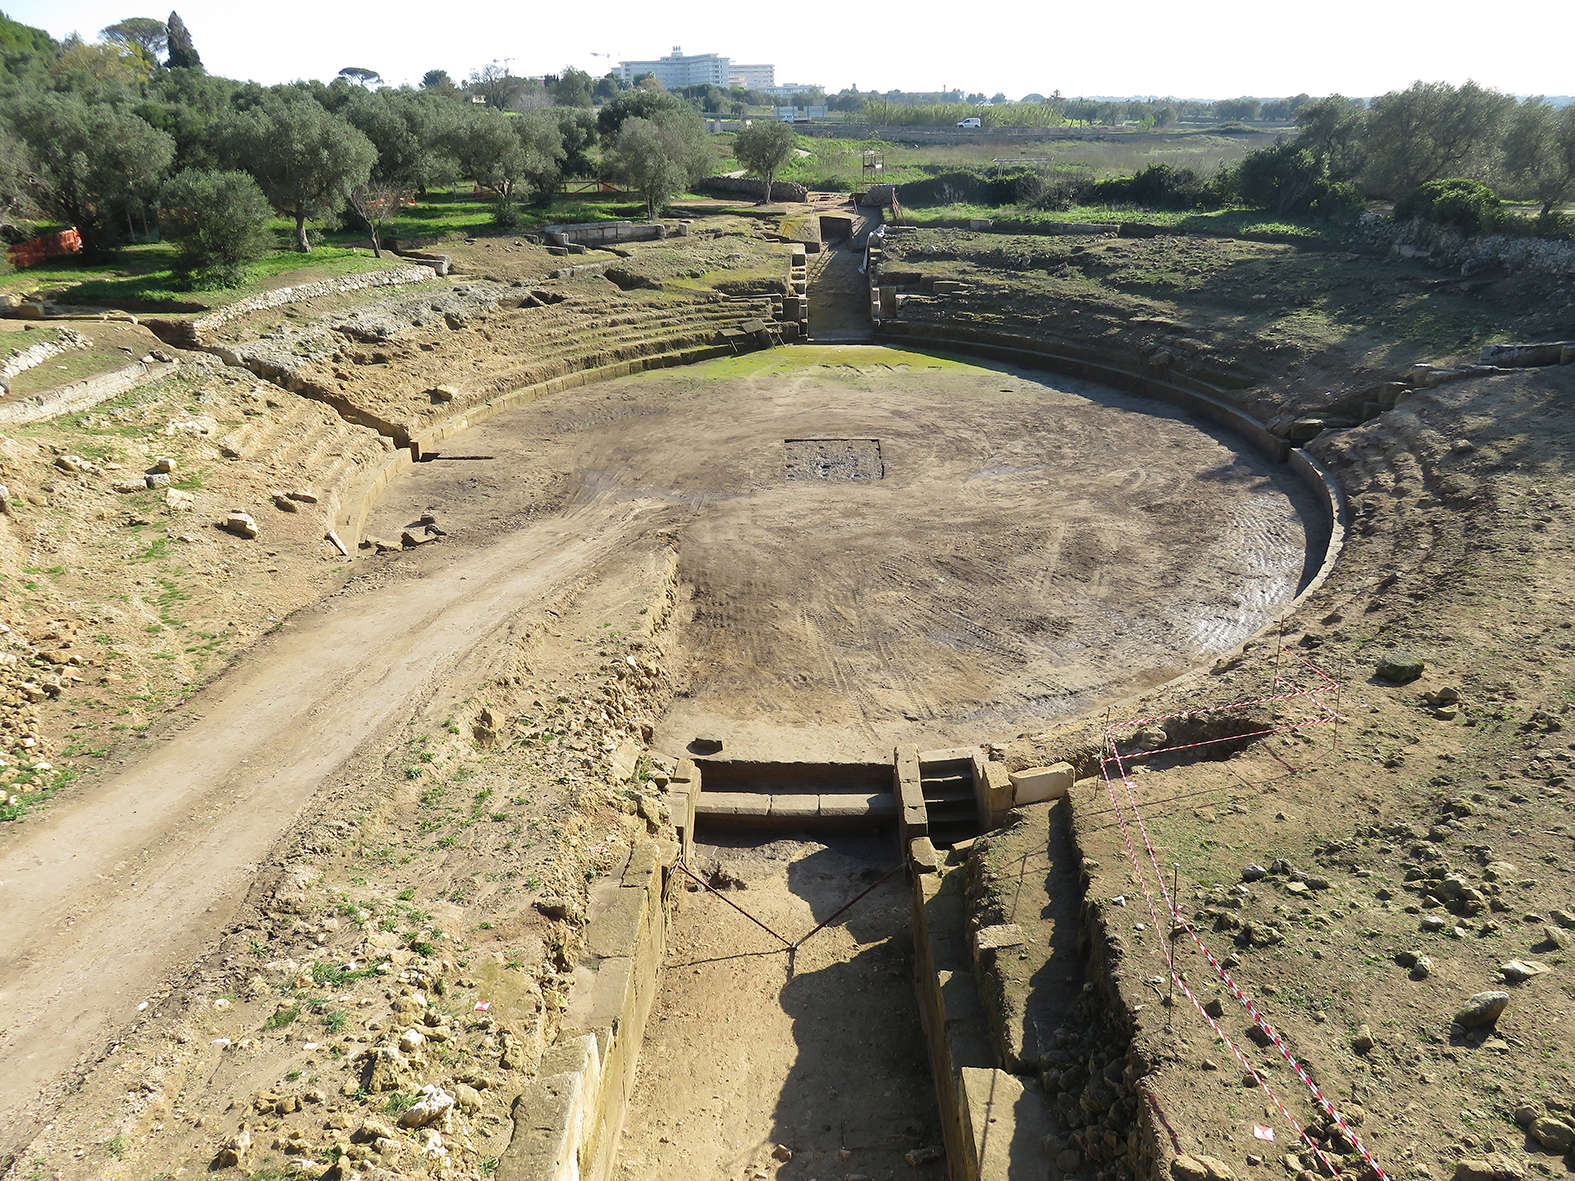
<box><xmin>221</xmin><ymin>511</ymin><xmax>258</xmax><ymax>539</ymax></box>
<box><xmin>1529</xmin><ymin>1116</ymin><xmax>1574</xmax><ymax>1153</ymax></box>
<box><xmin>1173</xmin><ymin>1154</ymin><xmax>1236</xmax><ymax>1181</ymax></box>
<box><xmin>1501</xmin><ymin>961</ymin><xmax>1548</xmax><ymax>984</ymax></box>
<box><xmin>1454</xmin><ymin>991</ymin><xmax>1510</xmax><ymax>1029</ymax></box>
<box><xmin>1454</xmin><ymin>1155</ymin><xmax>1524</xmax><ymax>1181</ymax></box>
<box><xmin>397</xmin><ymin>1083</ymin><xmax>454</xmax><ymax>1129</ymax></box>
<box><xmin>1376</xmin><ymin>655</ymin><xmax>1425</xmax><ymax>684</ymax></box>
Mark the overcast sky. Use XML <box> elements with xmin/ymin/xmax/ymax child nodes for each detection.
<box><xmin>12</xmin><ymin>0</ymin><xmax>1574</xmax><ymax>99</ymax></box>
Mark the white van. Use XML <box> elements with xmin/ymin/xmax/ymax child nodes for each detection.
<box><xmin>957</xmin><ymin>116</ymin><xmax>982</xmax><ymax>128</ymax></box>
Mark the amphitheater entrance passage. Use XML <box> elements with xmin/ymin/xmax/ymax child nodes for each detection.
<box><xmin>613</xmin><ymin>830</ymin><xmax>946</xmax><ymax>1180</ymax></box>
<box><xmin>805</xmin><ymin>196</ymin><xmax>875</xmax><ymax>343</ymax></box>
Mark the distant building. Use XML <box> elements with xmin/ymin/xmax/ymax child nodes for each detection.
<box><xmin>762</xmin><ymin>83</ymin><xmax>820</xmax><ymax>99</ymax></box>
<box><xmin>729</xmin><ymin>63</ymin><xmax>775</xmax><ymax>89</ymax></box>
<box><xmin>774</xmin><ymin>105</ymin><xmax>827</xmax><ymax>122</ymax></box>
<box><xmin>618</xmin><ymin>47</ymin><xmax>732</xmax><ymax>89</ymax></box>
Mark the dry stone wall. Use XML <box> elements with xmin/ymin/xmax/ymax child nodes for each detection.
<box><xmin>1</xmin><ymin>328</ymin><xmax>86</xmax><ymax>387</ymax></box>
<box><xmin>697</xmin><ymin>176</ymin><xmax>809</xmax><ymax>202</ymax></box>
<box><xmin>174</xmin><ymin>265</ymin><xmax>435</xmax><ymax>345</ymax></box>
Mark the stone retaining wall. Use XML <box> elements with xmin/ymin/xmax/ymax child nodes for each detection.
<box><xmin>542</xmin><ymin>221</ymin><xmax>682</xmax><ymax>248</ymax></box>
<box><xmin>0</xmin><ymin>358</ymin><xmax>177</xmax><ymax>425</ymax></box>
<box><xmin>163</xmin><ymin>265</ymin><xmax>436</xmax><ymax>346</ymax></box>
<box><xmin>1363</xmin><ymin>212</ymin><xmax>1575</xmax><ymax>278</ymax></box>
<box><xmin>330</xmin><ymin>340</ymin><xmax>756</xmax><ymax>547</ymax></box>
<box><xmin>871</xmin><ymin>321</ymin><xmax>1347</xmax><ymax>608</ymax></box>
<box><xmin>0</xmin><ymin>328</ymin><xmax>86</xmax><ymax>386</ymax></box>
<box><xmin>499</xmin><ymin>758</ymin><xmax>693</xmax><ymax>1181</ymax></box>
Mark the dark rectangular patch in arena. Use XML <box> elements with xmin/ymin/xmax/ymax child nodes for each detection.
<box><xmin>783</xmin><ymin>438</ymin><xmax>884</xmax><ymax>481</ymax></box>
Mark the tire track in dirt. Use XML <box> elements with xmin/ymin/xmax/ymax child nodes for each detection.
<box><xmin>0</xmin><ymin>497</ymin><xmax>654</xmax><ymax>1157</ymax></box>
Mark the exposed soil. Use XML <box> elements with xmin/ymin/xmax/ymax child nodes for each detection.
<box><xmin>617</xmin><ymin>833</ymin><xmax>947</xmax><ymax>1181</ymax></box>
<box><xmin>369</xmin><ymin>346</ymin><xmax>1318</xmax><ymax>761</ymax></box>
<box><xmin>6</xmin><ymin>209</ymin><xmax>1575</xmax><ymax>1181</ymax></box>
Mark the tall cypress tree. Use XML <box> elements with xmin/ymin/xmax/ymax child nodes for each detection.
<box><xmin>165</xmin><ymin>11</ymin><xmax>202</xmax><ymax>70</ymax></box>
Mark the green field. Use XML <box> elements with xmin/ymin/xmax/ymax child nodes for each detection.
<box><xmin>0</xmin><ymin>191</ymin><xmax>707</xmax><ymax>310</ymax></box>
<box><xmin>896</xmin><ymin>202</ymin><xmax>1347</xmax><ymax>246</ymax></box>
<box><xmin>0</xmin><ymin>242</ymin><xmax>389</xmax><ymax>309</ymax></box>
<box><xmin>778</xmin><ymin>130</ymin><xmax>1275</xmax><ymax>191</ymax></box>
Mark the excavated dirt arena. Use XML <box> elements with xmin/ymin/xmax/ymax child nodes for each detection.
<box><xmin>369</xmin><ymin>345</ymin><xmax>1320</xmax><ymax>760</ymax></box>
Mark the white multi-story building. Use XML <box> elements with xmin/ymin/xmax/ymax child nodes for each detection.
<box><xmin>617</xmin><ymin>47</ymin><xmax>731</xmax><ymax>89</ymax></box>
<box><xmin>728</xmin><ymin>63</ymin><xmax>775</xmax><ymax>89</ymax></box>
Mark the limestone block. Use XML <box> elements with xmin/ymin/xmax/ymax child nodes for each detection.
<box><xmin>585</xmin><ymin>883</ymin><xmax>646</xmax><ymax>959</ymax></box>
<box><xmin>974</xmin><ymin>923</ymin><xmax>1026</xmax><ymax>956</ymax></box>
<box><xmin>769</xmin><ymin>794</ymin><xmax>820</xmax><ymax>820</ymax></box>
<box><xmin>961</xmin><ymin>1066</ymin><xmax>1051</xmax><ymax>1177</ymax></box>
<box><xmin>819</xmin><ymin>792</ymin><xmax>895</xmax><ymax>819</ymax></box>
<box><xmin>500</xmin><ymin>1072</ymin><xmax>583</xmax><ymax>1181</ymax></box>
<box><xmin>694</xmin><ymin>791</ymin><xmax>770</xmax><ymax>818</ymax></box>
<box><xmin>1010</xmin><ymin>762</ymin><xmax>1074</xmax><ymax>805</ymax></box>
<box><xmin>981</xmin><ymin>763</ymin><xmax>1013</xmax><ymax>819</ymax></box>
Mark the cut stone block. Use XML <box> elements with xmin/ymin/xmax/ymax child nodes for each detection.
<box><xmin>1010</xmin><ymin>762</ymin><xmax>1074</xmax><ymax>804</ymax></box>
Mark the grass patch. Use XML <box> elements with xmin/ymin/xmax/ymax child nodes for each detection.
<box><xmin>897</xmin><ymin>202</ymin><xmax>1348</xmax><ymax>246</ymax></box>
<box><xmin>646</xmin><ymin>343</ymin><xmax>992</xmax><ymax>382</ymax></box>
<box><xmin>3</xmin><ymin>347</ymin><xmax>132</xmax><ymax>397</ymax></box>
<box><xmin>1</xmin><ymin>241</ymin><xmax>390</xmax><ymax>310</ymax></box>
<box><xmin>264</xmin><ymin>1004</ymin><xmax>302</xmax><ymax>1030</ymax></box>
<box><xmin>310</xmin><ymin>960</ymin><xmax>376</xmax><ymax>988</ymax></box>
<box><xmin>782</xmin><ymin>130</ymin><xmax>1274</xmax><ymax>191</ymax></box>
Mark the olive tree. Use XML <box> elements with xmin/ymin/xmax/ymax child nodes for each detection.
<box><xmin>159</xmin><ymin>168</ymin><xmax>273</xmax><ymax>286</ymax></box>
<box><xmin>224</xmin><ymin>96</ymin><xmax>375</xmax><ymax>251</ymax></box>
<box><xmin>9</xmin><ymin>91</ymin><xmax>174</xmax><ymax>252</ymax></box>
<box><xmin>1363</xmin><ymin>81</ymin><xmax>1514</xmax><ymax>197</ymax></box>
<box><xmin>732</xmin><ymin>120</ymin><xmax>797</xmax><ymax>203</ymax></box>
<box><xmin>344</xmin><ymin>88</ymin><xmax>457</xmax><ymax>192</ymax></box>
<box><xmin>606</xmin><ymin>109</ymin><xmax>708</xmax><ymax>219</ymax></box>
<box><xmin>451</xmin><ymin>106</ymin><xmax>563</xmax><ymax>225</ymax></box>
<box><xmin>1503</xmin><ymin>99</ymin><xmax>1575</xmax><ymax>216</ymax></box>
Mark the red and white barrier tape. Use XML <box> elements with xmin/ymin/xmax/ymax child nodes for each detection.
<box><xmin>1093</xmin><ymin>657</ymin><xmax>1387</xmax><ymax>1181</ymax></box>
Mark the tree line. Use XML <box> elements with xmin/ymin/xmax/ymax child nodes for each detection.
<box><xmin>922</xmin><ymin>84</ymin><xmax>1575</xmax><ymax>232</ymax></box>
<box><xmin>1230</xmin><ymin>84</ymin><xmax>1575</xmax><ymax>225</ymax></box>
<box><xmin>0</xmin><ymin>12</ymin><xmax>718</xmax><ymax>285</ymax></box>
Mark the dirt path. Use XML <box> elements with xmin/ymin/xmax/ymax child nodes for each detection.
<box><xmin>0</xmin><ymin>497</ymin><xmax>651</xmax><ymax>1161</ymax></box>
<box><xmin>617</xmin><ymin>835</ymin><xmax>947</xmax><ymax>1181</ymax></box>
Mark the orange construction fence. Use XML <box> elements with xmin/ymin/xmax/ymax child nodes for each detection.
<box><xmin>6</xmin><ymin>228</ymin><xmax>83</xmax><ymax>269</ymax></box>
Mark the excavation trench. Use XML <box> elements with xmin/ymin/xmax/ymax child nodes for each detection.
<box><xmin>616</xmin><ymin>829</ymin><xmax>943</xmax><ymax>1181</ymax></box>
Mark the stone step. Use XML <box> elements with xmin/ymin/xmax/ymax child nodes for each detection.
<box><xmin>695</xmin><ymin>790</ymin><xmax>896</xmax><ymax>827</ymax></box>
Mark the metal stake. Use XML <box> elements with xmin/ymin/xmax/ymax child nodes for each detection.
<box><xmin>1166</xmin><ymin>861</ymin><xmax>1180</xmax><ymax>1027</ymax></box>
<box><xmin>1332</xmin><ymin>653</ymin><xmax>1344</xmax><ymax>753</ymax></box>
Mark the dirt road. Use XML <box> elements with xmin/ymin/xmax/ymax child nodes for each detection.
<box><xmin>0</xmin><ymin>498</ymin><xmax>651</xmax><ymax>1161</ymax></box>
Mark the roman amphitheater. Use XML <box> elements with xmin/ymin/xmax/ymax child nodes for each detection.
<box><xmin>3</xmin><ymin>200</ymin><xmax>1574</xmax><ymax>1181</ymax></box>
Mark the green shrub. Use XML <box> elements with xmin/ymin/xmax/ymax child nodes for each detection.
<box><xmin>1090</xmin><ymin>164</ymin><xmax>1221</xmax><ymax>210</ymax></box>
<box><xmin>1232</xmin><ymin>141</ymin><xmax>1361</xmax><ymax>219</ymax></box>
<box><xmin>897</xmin><ymin>167</ymin><xmax>1055</xmax><ymax>207</ymax></box>
<box><xmin>158</xmin><ymin>168</ymin><xmax>272</xmax><ymax>288</ymax></box>
<box><xmin>1394</xmin><ymin>178</ymin><xmax>1502</xmax><ymax>234</ymax></box>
